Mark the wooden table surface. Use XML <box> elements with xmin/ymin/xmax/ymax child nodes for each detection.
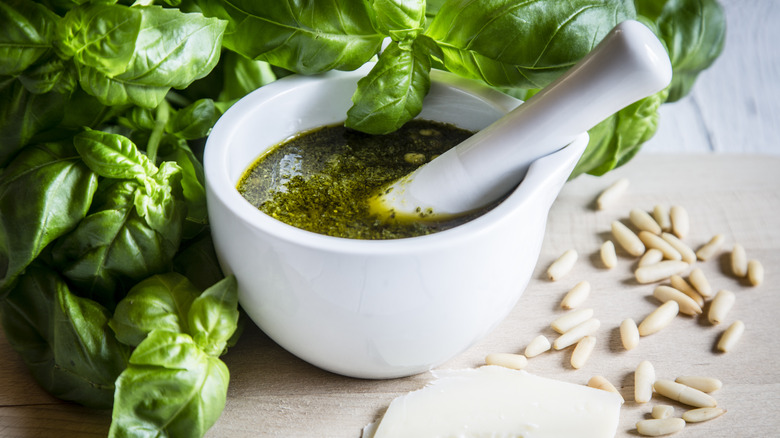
<box><xmin>1</xmin><ymin>153</ymin><xmax>778</xmax><ymax>437</ymax></box>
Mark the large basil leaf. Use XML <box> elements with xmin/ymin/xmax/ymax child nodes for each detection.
<box><xmin>572</xmin><ymin>88</ymin><xmax>668</xmax><ymax>178</ymax></box>
<box><xmin>0</xmin><ymin>0</ymin><xmax>58</xmax><ymax>76</ymax></box>
<box><xmin>373</xmin><ymin>0</ymin><xmax>427</xmax><ymax>41</ymax></box>
<box><xmin>346</xmin><ymin>37</ymin><xmax>437</xmax><ymax>134</ymax></box>
<box><xmin>56</xmin><ymin>3</ymin><xmax>142</xmax><ymax>77</ymax></box>
<box><xmin>639</xmin><ymin>0</ymin><xmax>725</xmax><ymax>102</ymax></box>
<box><xmin>0</xmin><ymin>264</ymin><xmax>130</xmax><ymax>408</ymax></box>
<box><xmin>0</xmin><ymin>142</ymin><xmax>97</xmax><ymax>292</ymax></box>
<box><xmin>109</xmin><ymin>330</ymin><xmax>230</xmax><ymax>438</ymax></box>
<box><xmin>197</xmin><ymin>0</ymin><xmax>383</xmax><ymax>74</ymax></box>
<box><xmin>17</xmin><ymin>55</ymin><xmax>78</xmax><ymax>95</ymax></box>
<box><xmin>74</xmin><ymin>128</ymin><xmax>156</xmax><ymax>180</ymax></box>
<box><xmin>188</xmin><ymin>275</ymin><xmax>238</xmax><ymax>356</ymax></box>
<box><xmin>110</xmin><ymin>272</ymin><xmax>199</xmax><ymax>347</ymax></box>
<box><xmin>425</xmin><ymin>0</ymin><xmax>636</xmax><ymax>88</ymax></box>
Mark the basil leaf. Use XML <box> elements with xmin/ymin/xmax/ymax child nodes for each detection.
<box><xmin>0</xmin><ymin>142</ymin><xmax>97</xmax><ymax>292</ymax></box>
<box><xmin>77</xmin><ymin>64</ymin><xmax>171</xmax><ymax>108</ymax></box>
<box><xmin>188</xmin><ymin>275</ymin><xmax>238</xmax><ymax>356</ymax></box>
<box><xmin>74</xmin><ymin>128</ymin><xmax>157</xmax><ymax>180</ymax></box>
<box><xmin>172</xmin><ymin>230</ymin><xmax>226</xmax><ymax>291</ymax></box>
<box><xmin>0</xmin><ymin>0</ymin><xmax>58</xmax><ymax>76</ymax></box>
<box><xmin>197</xmin><ymin>0</ymin><xmax>383</xmax><ymax>74</ymax></box>
<box><xmin>0</xmin><ymin>264</ymin><xmax>130</xmax><ymax>408</ymax></box>
<box><xmin>157</xmin><ymin>138</ymin><xmax>208</xmax><ymax>238</ymax></box>
<box><xmin>110</xmin><ymin>330</ymin><xmax>230</xmax><ymax>438</ymax></box>
<box><xmin>373</xmin><ymin>0</ymin><xmax>426</xmax><ymax>41</ymax></box>
<box><xmin>166</xmin><ymin>98</ymin><xmax>218</xmax><ymax>140</ymax></box>
<box><xmin>216</xmin><ymin>52</ymin><xmax>277</xmax><ymax>107</ymax></box>
<box><xmin>425</xmin><ymin>0</ymin><xmax>635</xmax><ymax>88</ymax></box>
<box><xmin>17</xmin><ymin>55</ymin><xmax>78</xmax><ymax>95</ymax></box>
<box><xmin>110</xmin><ymin>272</ymin><xmax>199</xmax><ymax>347</ymax></box>
<box><xmin>346</xmin><ymin>37</ymin><xmax>434</xmax><ymax>134</ymax></box>
<box><xmin>56</xmin><ymin>3</ymin><xmax>142</xmax><ymax>77</ymax></box>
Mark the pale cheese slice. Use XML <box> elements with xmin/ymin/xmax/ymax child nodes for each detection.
<box><xmin>364</xmin><ymin>366</ymin><xmax>622</xmax><ymax>438</ymax></box>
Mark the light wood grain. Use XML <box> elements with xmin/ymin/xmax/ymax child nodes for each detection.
<box><xmin>1</xmin><ymin>154</ymin><xmax>778</xmax><ymax>437</ymax></box>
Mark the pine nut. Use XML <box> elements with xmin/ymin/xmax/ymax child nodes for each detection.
<box><xmin>600</xmin><ymin>240</ymin><xmax>617</xmax><ymax>269</ymax></box>
<box><xmin>661</xmin><ymin>233</ymin><xmax>697</xmax><ymax>264</ymax></box>
<box><xmin>597</xmin><ymin>178</ymin><xmax>629</xmax><ymax>210</ymax></box>
<box><xmin>553</xmin><ymin>318</ymin><xmax>600</xmax><ymax>350</ymax></box>
<box><xmin>638</xmin><ymin>301</ymin><xmax>679</xmax><ymax>336</ymax></box>
<box><xmin>708</xmin><ymin>290</ymin><xmax>735</xmax><ymax>325</ymax></box>
<box><xmin>570</xmin><ymin>336</ymin><xmax>596</xmax><ymax>369</ymax></box>
<box><xmin>717</xmin><ymin>320</ymin><xmax>745</xmax><ymax>353</ymax></box>
<box><xmin>675</xmin><ymin>376</ymin><xmax>722</xmax><ymax>393</ymax></box>
<box><xmin>612</xmin><ymin>221</ymin><xmax>645</xmax><ymax>257</ymax></box>
<box><xmin>485</xmin><ymin>353</ymin><xmax>528</xmax><ymax>370</ymax></box>
<box><xmin>653</xmin><ymin>205</ymin><xmax>672</xmax><ymax>232</ymax></box>
<box><xmin>551</xmin><ymin>308</ymin><xmax>594</xmax><ymax>334</ymax></box>
<box><xmin>639</xmin><ymin>249</ymin><xmax>664</xmax><ymax>267</ymax></box>
<box><xmin>696</xmin><ymin>234</ymin><xmax>725</xmax><ymax>261</ymax></box>
<box><xmin>547</xmin><ymin>249</ymin><xmax>578</xmax><ymax>281</ymax></box>
<box><xmin>669</xmin><ymin>275</ymin><xmax>704</xmax><ymax>306</ymax></box>
<box><xmin>524</xmin><ymin>335</ymin><xmax>551</xmax><ymax>358</ymax></box>
<box><xmin>639</xmin><ymin>231</ymin><xmax>682</xmax><ymax>261</ymax></box>
<box><xmin>634</xmin><ymin>360</ymin><xmax>655</xmax><ymax>403</ymax></box>
<box><xmin>636</xmin><ymin>418</ymin><xmax>686</xmax><ymax>436</ymax></box>
<box><xmin>635</xmin><ymin>261</ymin><xmax>689</xmax><ymax>284</ymax></box>
<box><xmin>670</xmin><ymin>205</ymin><xmax>689</xmax><ymax>239</ymax></box>
<box><xmin>561</xmin><ymin>280</ymin><xmax>590</xmax><ymax>309</ymax></box>
<box><xmin>620</xmin><ymin>318</ymin><xmax>640</xmax><ymax>350</ymax></box>
<box><xmin>631</xmin><ymin>208</ymin><xmax>662</xmax><ymax>234</ymax></box>
<box><xmin>747</xmin><ymin>259</ymin><xmax>764</xmax><ymax>286</ymax></box>
<box><xmin>653</xmin><ymin>285</ymin><xmax>702</xmax><ymax>316</ymax></box>
<box><xmin>688</xmin><ymin>268</ymin><xmax>713</xmax><ymax>298</ymax></box>
<box><xmin>653</xmin><ymin>380</ymin><xmax>718</xmax><ymax>408</ymax></box>
<box><xmin>588</xmin><ymin>375</ymin><xmax>623</xmax><ymax>401</ymax></box>
<box><xmin>652</xmin><ymin>405</ymin><xmax>675</xmax><ymax>419</ymax></box>
<box><xmin>731</xmin><ymin>243</ymin><xmax>748</xmax><ymax>277</ymax></box>
<box><xmin>682</xmin><ymin>407</ymin><xmax>726</xmax><ymax>423</ymax></box>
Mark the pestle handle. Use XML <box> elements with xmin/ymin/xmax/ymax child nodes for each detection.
<box><xmin>371</xmin><ymin>20</ymin><xmax>672</xmax><ymax>220</ymax></box>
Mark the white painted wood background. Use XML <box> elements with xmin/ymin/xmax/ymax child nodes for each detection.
<box><xmin>645</xmin><ymin>0</ymin><xmax>780</xmax><ymax>155</ymax></box>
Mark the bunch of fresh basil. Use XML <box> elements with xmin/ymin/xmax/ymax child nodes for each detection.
<box><xmin>0</xmin><ymin>0</ymin><xmax>725</xmax><ymax>436</ymax></box>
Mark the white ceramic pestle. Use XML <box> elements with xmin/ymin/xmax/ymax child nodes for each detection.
<box><xmin>369</xmin><ymin>20</ymin><xmax>672</xmax><ymax>221</ymax></box>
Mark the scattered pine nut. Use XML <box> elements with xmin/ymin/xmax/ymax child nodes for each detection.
<box><xmin>485</xmin><ymin>353</ymin><xmax>528</xmax><ymax>370</ymax></box>
<box><xmin>682</xmin><ymin>407</ymin><xmax>726</xmax><ymax>423</ymax></box>
<box><xmin>630</xmin><ymin>208</ymin><xmax>663</xmax><ymax>235</ymax></box>
<box><xmin>639</xmin><ymin>249</ymin><xmax>664</xmax><ymax>267</ymax></box>
<box><xmin>653</xmin><ymin>285</ymin><xmax>702</xmax><ymax>316</ymax></box>
<box><xmin>561</xmin><ymin>280</ymin><xmax>591</xmax><ymax>309</ymax></box>
<box><xmin>708</xmin><ymin>290</ymin><xmax>736</xmax><ymax>325</ymax></box>
<box><xmin>635</xmin><ymin>261</ymin><xmax>689</xmax><ymax>284</ymax></box>
<box><xmin>638</xmin><ymin>301</ymin><xmax>679</xmax><ymax>336</ymax></box>
<box><xmin>636</xmin><ymin>418</ymin><xmax>686</xmax><ymax>436</ymax></box>
<box><xmin>688</xmin><ymin>268</ymin><xmax>713</xmax><ymax>298</ymax></box>
<box><xmin>553</xmin><ymin>318</ymin><xmax>601</xmax><ymax>350</ymax></box>
<box><xmin>639</xmin><ymin>231</ymin><xmax>683</xmax><ymax>261</ymax></box>
<box><xmin>524</xmin><ymin>335</ymin><xmax>551</xmax><ymax>358</ymax></box>
<box><xmin>675</xmin><ymin>376</ymin><xmax>722</xmax><ymax>393</ymax></box>
<box><xmin>717</xmin><ymin>320</ymin><xmax>745</xmax><ymax>353</ymax></box>
<box><xmin>612</xmin><ymin>221</ymin><xmax>646</xmax><ymax>257</ymax></box>
<box><xmin>551</xmin><ymin>308</ymin><xmax>594</xmax><ymax>334</ymax></box>
<box><xmin>670</xmin><ymin>205</ymin><xmax>690</xmax><ymax>239</ymax></box>
<box><xmin>588</xmin><ymin>375</ymin><xmax>623</xmax><ymax>401</ymax></box>
<box><xmin>634</xmin><ymin>360</ymin><xmax>655</xmax><ymax>403</ymax></box>
<box><xmin>597</xmin><ymin>178</ymin><xmax>629</xmax><ymax>210</ymax></box>
<box><xmin>747</xmin><ymin>259</ymin><xmax>764</xmax><ymax>286</ymax></box>
<box><xmin>570</xmin><ymin>336</ymin><xmax>596</xmax><ymax>369</ymax></box>
<box><xmin>620</xmin><ymin>318</ymin><xmax>640</xmax><ymax>350</ymax></box>
<box><xmin>547</xmin><ymin>249</ymin><xmax>578</xmax><ymax>281</ymax></box>
<box><xmin>653</xmin><ymin>379</ymin><xmax>718</xmax><ymax>408</ymax></box>
<box><xmin>731</xmin><ymin>243</ymin><xmax>748</xmax><ymax>277</ymax></box>
<box><xmin>669</xmin><ymin>275</ymin><xmax>704</xmax><ymax>306</ymax></box>
<box><xmin>600</xmin><ymin>240</ymin><xmax>617</xmax><ymax>269</ymax></box>
<box><xmin>661</xmin><ymin>232</ymin><xmax>697</xmax><ymax>264</ymax></box>
<box><xmin>653</xmin><ymin>205</ymin><xmax>672</xmax><ymax>232</ymax></box>
<box><xmin>696</xmin><ymin>234</ymin><xmax>725</xmax><ymax>261</ymax></box>
<box><xmin>652</xmin><ymin>405</ymin><xmax>675</xmax><ymax>419</ymax></box>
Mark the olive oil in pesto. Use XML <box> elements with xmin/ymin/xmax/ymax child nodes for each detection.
<box><xmin>237</xmin><ymin>120</ymin><xmax>483</xmax><ymax>240</ymax></box>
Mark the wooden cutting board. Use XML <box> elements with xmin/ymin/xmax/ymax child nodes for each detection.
<box><xmin>1</xmin><ymin>154</ymin><xmax>778</xmax><ymax>437</ymax></box>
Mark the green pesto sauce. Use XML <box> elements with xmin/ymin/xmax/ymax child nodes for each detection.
<box><xmin>237</xmin><ymin>120</ymin><xmax>484</xmax><ymax>240</ymax></box>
